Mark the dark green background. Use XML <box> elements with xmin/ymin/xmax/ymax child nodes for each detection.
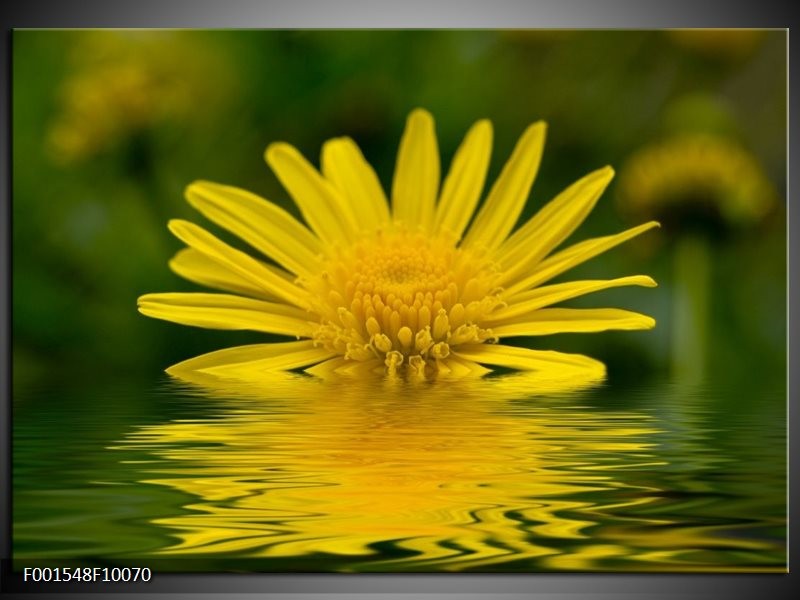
<box><xmin>12</xmin><ymin>30</ymin><xmax>787</xmax><ymax>387</ymax></box>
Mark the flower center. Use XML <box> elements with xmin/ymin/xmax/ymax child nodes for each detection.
<box><xmin>353</xmin><ymin>236</ymin><xmax>448</xmax><ymax>299</ymax></box>
<box><xmin>304</xmin><ymin>229</ymin><xmax>502</xmax><ymax>377</ymax></box>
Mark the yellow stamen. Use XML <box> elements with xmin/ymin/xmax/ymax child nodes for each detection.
<box><xmin>306</xmin><ymin>228</ymin><xmax>499</xmax><ymax>377</ymax></box>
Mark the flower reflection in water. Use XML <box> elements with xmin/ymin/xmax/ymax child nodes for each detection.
<box><xmin>113</xmin><ymin>371</ymin><xmax>773</xmax><ymax>571</ymax></box>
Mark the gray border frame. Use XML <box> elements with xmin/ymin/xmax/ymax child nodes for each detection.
<box><xmin>1</xmin><ymin>0</ymin><xmax>794</xmax><ymax>597</ymax></box>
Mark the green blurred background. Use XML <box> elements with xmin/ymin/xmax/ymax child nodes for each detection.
<box><xmin>12</xmin><ymin>29</ymin><xmax>787</xmax><ymax>388</ymax></box>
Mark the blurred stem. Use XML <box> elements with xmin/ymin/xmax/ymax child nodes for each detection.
<box><xmin>127</xmin><ymin>131</ymin><xmax>171</xmax><ymax>226</ymax></box>
<box><xmin>671</xmin><ymin>234</ymin><xmax>710</xmax><ymax>384</ymax></box>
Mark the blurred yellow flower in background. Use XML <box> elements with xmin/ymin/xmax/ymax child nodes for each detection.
<box><xmin>46</xmin><ymin>31</ymin><xmax>234</xmax><ymax>163</ymax></box>
<box><xmin>139</xmin><ymin>109</ymin><xmax>658</xmax><ymax>380</ymax></box>
<box><xmin>617</xmin><ymin>132</ymin><xmax>778</xmax><ymax>383</ymax></box>
<box><xmin>617</xmin><ymin>133</ymin><xmax>777</xmax><ymax>230</ymax></box>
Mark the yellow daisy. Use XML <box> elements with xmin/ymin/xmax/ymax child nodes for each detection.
<box><xmin>138</xmin><ymin>109</ymin><xmax>658</xmax><ymax>380</ymax></box>
<box><xmin>617</xmin><ymin>133</ymin><xmax>777</xmax><ymax>229</ymax></box>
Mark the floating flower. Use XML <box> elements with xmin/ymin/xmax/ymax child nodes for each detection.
<box><xmin>138</xmin><ymin>109</ymin><xmax>658</xmax><ymax>380</ymax></box>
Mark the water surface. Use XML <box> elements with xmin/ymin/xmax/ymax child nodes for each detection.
<box><xmin>13</xmin><ymin>372</ymin><xmax>786</xmax><ymax>572</ymax></box>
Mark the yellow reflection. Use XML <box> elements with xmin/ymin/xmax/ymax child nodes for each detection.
<box><xmin>116</xmin><ymin>371</ymin><xmax>675</xmax><ymax>570</ymax></box>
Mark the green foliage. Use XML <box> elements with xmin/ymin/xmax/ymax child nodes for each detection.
<box><xmin>12</xmin><ymin>30</ymin><xmax>786</xmax><ymax>385</ymax></box>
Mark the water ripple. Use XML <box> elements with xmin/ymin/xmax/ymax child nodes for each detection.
<box><xmin>106</xmin><ymin>374</ymin><xmax>784</xmax><ymax>571</ymax></box>
<box><xmin>14</xmin><ymin>374</ymin><xmax>785</xmax><ymax>571</ymax></box>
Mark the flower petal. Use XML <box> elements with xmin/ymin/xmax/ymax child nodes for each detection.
<box><xmin>137</xmin><ymin>292</ymin><xmax>314</xmax><ymax>336</ymax></box>
<box><xmin>495</xmin><ymin>166</ymin><xmax>614</xmax><ymax>286</ymax></box>
<box><xmin>491</xmin><ymin>308</ymin><xmax>656</xmax><ymax>337</ymax></box>
<box><xmin>439</xmin><ymin>355</ymin><xmax>493</xmax><ymax>378</ymax></box>
<box><xmin>433</xmin><ymin>119</ymin><xmax>493</xmax><ymax>241</ymax></box>
<box><xmin>167</xmin><ymin>219</ymin><xmax>309</xmax><ymax>308</ymax></box>
<box><xmin>454</xmin><ymin>344</ymin><xmax>606</xmax><ymax>375</ymax></box>
<box><xmin>166</xmin><ymin>341</ymin><xmax>335</xmax><ymax>376</ymax></box>
<box><xmin>322</xmin><ymin>137</ymin><xmax>390</xmax><ymax>230</ymax></box>
<box><xmin>266</xmin><ymin>142</ymin><xmax>359</xmax><ymax>246</ymax></box>
<box><xmin>392</xmin><ymin>108</ymin><xmax>439</xmax><ymax>232</ymax></box>
<box><xmin>169</xmin><ymin>247</ymin><xmax>278</xmax><ymax>300</ymax></box>
<box><xmin>462</xmin><ymin>121</ymin><xmax>546</xmax><ymax>252</ymax></box>
<box><xmin>184</xmin><ymin>180</ymin><xmax>323</xmax><ymax>278</ymax></box>
<box><xmin>303</xmin><ymin>356</ymin><xmax>350</xmax><ymax>378</ymax></box>
<box><xmin>502</xmin><ymin>221</ymin><xmax>660</xmax><ymax>297</ymax></box>
<box><xmin>491</xmin><ymin>275</ymin><xmax>657</xmax><ymax>321</ymax></box>
<box><xmin>305</xmin><ymin>357</ymin><xmax>384</xmax><ymax>378</ymax></box>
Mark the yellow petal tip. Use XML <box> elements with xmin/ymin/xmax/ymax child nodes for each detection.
<box><xmin>584</xmin><ymin>165</ymin><xmax>615</xmax><ymax>187</ymax></box>
<box><xmin>408</xmin><ymin>107</ymin><xmax>434</xmax><ymax>124</ymax></box>
<box><xmin>264</xmin><ymin>141</ymin><xmax>295</xmax><ymax>166</ymax></box>
<box><xmin>166</xmin><ymin>218</ymin><xmax>190</xmax><ymax>236</ymax></box>
<box><xmin>184</xmin><ymin>179</ymin><xmax>216</xmax><ymax>199</ymax></box>
<box><xmin>321</xmin><ymin>136</ymin><xmax>349</xmax><ymax>151</ymax></box>
<box><xmin>519</xmin><ymin>120</ymin><xmax>547</xmax><ymax>145</ymax></box>
<box><xmin>529</xmin><ymin>120</ymin><xmax>548</xmax><ymax>132</ymax></box>
<box><xmin>184</xmin><ymin>182</ymin><xmax>207</xmax><ymax>208</ymax></box>
<box><xmin>164</xmin><ymin>363</ymin><xmax>184</xmax><ymax>377</ymax></box>
<box><xmin>469</xmin><ymin>119</ymin><xmax>493</xmax><ymax>141</ymax></box>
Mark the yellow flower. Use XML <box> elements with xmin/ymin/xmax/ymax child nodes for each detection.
<box><xmin>617</xmin><ymin>133</ymin><xmax>777</xmax><ymax>229</ymax></box>
<box><xmin>46</xmin><ymin>31</ymin><xmax>234</xmax><ymax>163</ymax></box>
<box><xmin>138</xmin><ymin>109</ymin><xmax>658</xmax><ymax>380</ymax></box>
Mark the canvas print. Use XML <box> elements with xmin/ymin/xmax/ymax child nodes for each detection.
<box><xmin>12</xmin><ymin>29</ymin><xmax>786</xmax><ymax>573</ymax></box>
